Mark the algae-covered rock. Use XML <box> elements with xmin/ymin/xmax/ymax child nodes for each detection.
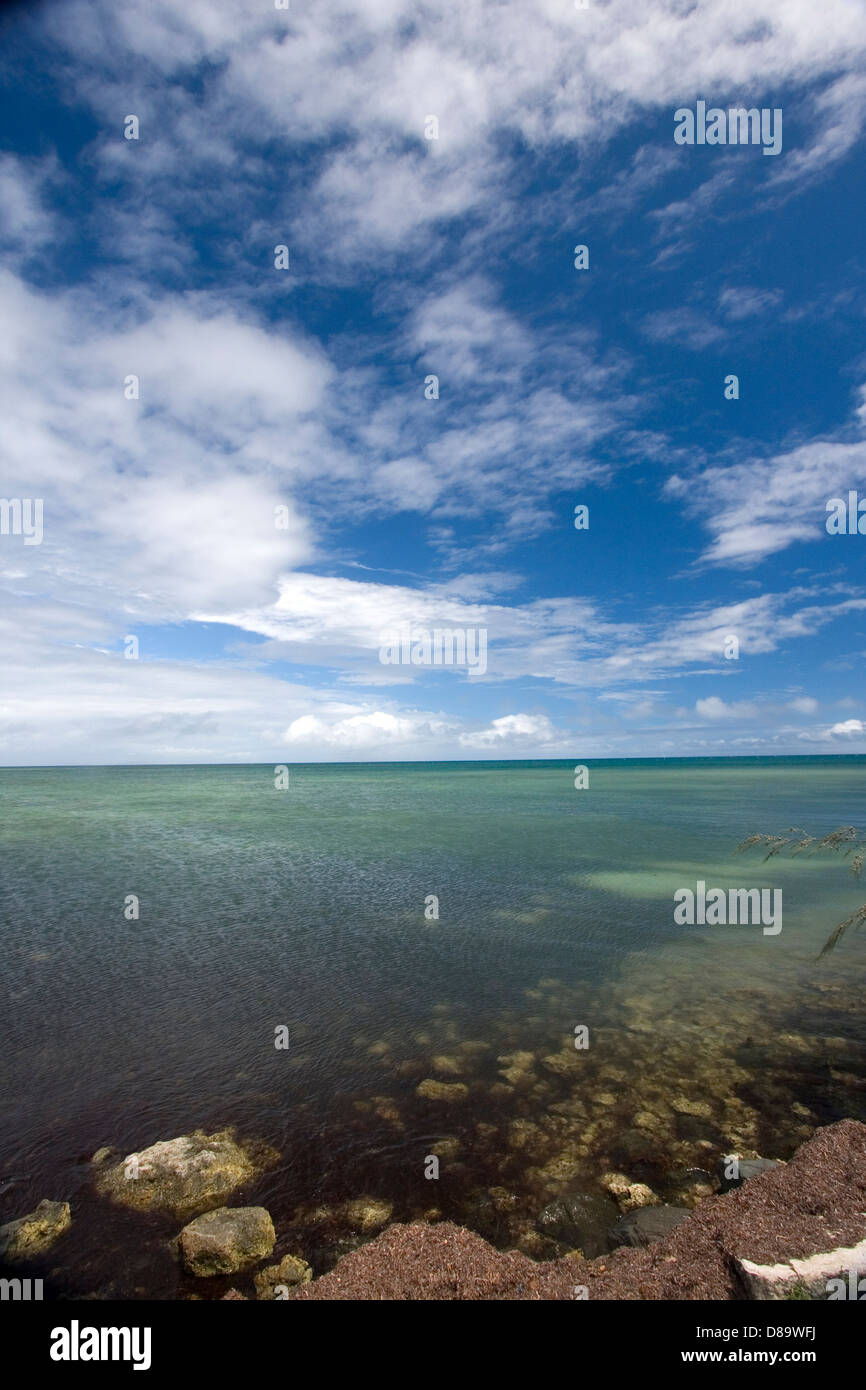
<box><xmin>670</xmin><ymin>1095</ymin><xmax>714</xmax><ymax>1119</ymax></box>
<box><xmin>431</xmin><ymin>1136</ymin><xmax>461</xmax><ymax>1160</ymax></box>
<box><xmin>416</xmin><ymin>1079</ymin><xmax>469</xmax><ymax>1102</ymax></box>
<box><xmin>344</xmin><ymin>1196</ymin><xmax>393</xmax><ymax>1231</ymax></box>
<box><xmin>95</xmin><ymin>1128</ymin><xmax>273</xmax><ymax>1216</ymax></box>
<box><xmin>254</xmin><ymin>1254</ymin><xmax>313</xmax><ymax>1298</ymax></box>
<box><xmin>668</xmin><ymin>1169</ymin><xmax>717</xmax><ymax>1207</ymax></box>
<box><xmin>0</xmin><ymin>1200</ymin><xmax>71</xmax><ymax>1261</ymax></box>
<box><xmin>179</xmin><ymin>1205</ymin><xmax>275</xmax><ymax>1276</ymax></box>
<box><xmin>540</xmin><ymin>1051</ymin><xmax>581</xmax><ymax>1078</ymax></box>
<box><xmin>497</xmin><ymin>1051</ymin><xmax>536</xmax><ymax>1087</ymax></box>
<box><xmin>432</xmin><ymin>1055</ymin><xmax>464</xmax><ymax>1076</ymax></box>
<box><xmin>507</xmin><ymin>1118</ymin><xmax>541</xmax><ymax>1151</ymax></box>
<box><xmin>90</xmin><ymin>1147</ymin><xmax>118</xmax><ymax>1167</ymax></box>
<box><xmin>614</xmin><ymin>1128</ymin><xmax>660</xmax><ymax>1163</ymax></box>
<box><xmin>601</xmin><ymin>1172</ymin><xmax>660</xmax><ymax>1211</ymax></box>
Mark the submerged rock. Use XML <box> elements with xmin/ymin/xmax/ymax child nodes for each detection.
<box><xmin>497</xmin><ymin>1050</ymin><xmax>535</xmax><ymax>1073</ymax></box>
<box><xmin>507</xmin><ymin>1118</ymin><xmax>541</xmax><ymax>1151</ymax></box>
<box><xmin>670</xmin><ymin>1095</ymin><xmax>714</xmax><ymax>1119</ymax></box>
<box><xmin>344</xmin><ymin>1197</ymin><xmax>393</xmax><ymax>1232</ymax></box>
<box><xmin>537</xmin><ymin>1193</ymin><xmax>618</xmax><ymax>1257</ymax></box>
<box><xmin>488</xmin><ymin>1186</ymin><xmax>519</xmax><ymax>1215</ymax></box>
<box><xmin>0</xmin><ymin>1199</ymin><xmax>71</xmax><ymax>1261</ymax></box>
<box><xmin>431</xmin><ymin>1136</ymin><xmax>461</xmax><ymax>1160</ymax></box>
<box><xmin>718</xmin><ymin>1156</ymin><xmax>784</xmax><ymax>1192</ymax></box>
<box><xmin>179</xmin><ymin>1206</ymin><xmax>276</xmax><ymax>1276</ymax></box>
<box><xmin>371</xmin><ymin>1096</ymin><xmax>402</xmax><ymax>1125</ymax></box>
<box><xmin>615</xmin><ymin>1128</ymin><xmax>662</xmax><ymax>1163</ymax></box>
<box><xmin>95</xmin><ymin>1129</ymin><xmax>272</xmax><ymax>1216</ymax></box>
<box><xmin>292</xmin><ymin>1120</ymin><xmax>866</xmax><ymax>1299</ymax></box>
<box><xmin>254</xmin><ymin>1254</ymin><xmax>313</xmax><ymax>1298</ymax></box>
<box><xmin>601</xmin><ymin>1173</ymin><xmax>660</xmax><ymax>1211</ymax></box>
<box><xmin>540</xmin><ymin>1052</ymin><xmax>580</xmax><ymax>1078</ymax></box>
<box><xmin>668</xmin><ymin>1169</ymin><xmax>717</xmax><ymax>1207</ymax></box>
<box><xmin>90</xmin><ymin>1147</ymin><xmax>118</xmax><ymax>1166</ymax></box>
<box><xmin>513</xmin><ymin>1226</ymin><xmax>553</xmax><ymax>1259</ymax></box>
<box><xmin>609</xmin><ymin>1205</ymin><xmax>691</xmax><ymax>1249</ymax></box>
<box><xmin>536</xmin><ymin>1152</ymin><xmax>584</xmax><ymax>1183</ymax></box>
<box><xmin>416</xmin><ymin>1079</ymin><xmax>469</xmax><ymax>1102</ymax></box>
<box><xmin>431</xmin><ymin>1055</ymin><xmax>464</xmax><ymax>1076</ymax></box>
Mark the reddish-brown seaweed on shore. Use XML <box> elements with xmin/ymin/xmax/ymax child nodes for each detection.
<box><xmin>291</xmin><ymin>1119</ymin><xmax>866</xmax><ymax>1300</ymax></box>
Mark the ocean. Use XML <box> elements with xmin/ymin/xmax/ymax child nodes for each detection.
<box><xmin>1</xmin><ymin>757</ymin><xmax>865</xmax><ymax>1296</ymax></box>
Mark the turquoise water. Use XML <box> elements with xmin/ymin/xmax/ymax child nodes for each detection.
<box><xmin>1</xmin><ymin>757</ymin><xmax>865</xmax><ymax>1296</ymax></box>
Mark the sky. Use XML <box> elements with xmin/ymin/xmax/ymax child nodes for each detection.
<box><xmin>0</xmin><ymin>0</ymin><xmax>865</xmax><ymax>764</ymax></box>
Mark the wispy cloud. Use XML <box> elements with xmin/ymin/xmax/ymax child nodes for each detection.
<box><xmin>2</xmin><ymin>0</ymin><xmax>865</xmax><ymax>761</ymax></box>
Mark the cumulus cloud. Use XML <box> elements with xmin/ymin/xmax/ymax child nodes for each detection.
<box><xmin>695</xmin><ymin>696</ymin><xmax>759</xmax><ymax>720</ymax></box>
<box><xmin>798</xmin><ymin>717</ymin><xmax>866</xmax><ymax>744</ymax></box>
<box><xmin>284</xmin><ymin>708</ymin><xmax>451</xmax><ymax>750</ymax></box>
<box><xmin>458</xmin><ymin>713</ymin><xmax>561</xmax><ymax>749</ymax></box>
<box><xmin>1</xmin><ymin>0</ymin><xmax>863</xmax><ymax>763</ymax></box>
<box><xmin>15</xmin><ymin>0</ymin><xmax>862</xmax><ymax>285</ymax></box>
<box><xmin>827</xmin><ymin>718</ymin><xmax>865</xmax><ymax>737</ymax></box>
<box><xmin>0</xmin><ymin>271</ymin><xmax>329</xmax><ymax>616</ymax></box>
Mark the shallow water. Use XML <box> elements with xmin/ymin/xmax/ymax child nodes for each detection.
<box><xmin>1</xmin><ymin>758</ymin><xmax>865</xmax><ymax>1296</ymax></box>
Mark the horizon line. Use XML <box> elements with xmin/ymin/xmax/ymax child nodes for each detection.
<box><xmin>2</xmin><ymin>752</ymin><xmax>865</xmax><ymax>771</ymax></box>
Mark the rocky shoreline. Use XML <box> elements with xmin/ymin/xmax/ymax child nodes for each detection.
<box><xmin>2</xmin><ymin>1119</ymin><xmax>864</xmax><ymax>1299</ymax></box>
<box><xmin>290</xmin><ymin>1119</ymin><xmax>866</xmax><ymax>1299</ymax></box>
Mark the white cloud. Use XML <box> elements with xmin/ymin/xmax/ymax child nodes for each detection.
<box><xmin>0</xmin><ymin>271</ymin><xmax>332</xmax><ymax>616</ymax></box>
<box><xmin>0</xmin><ymin>154</ymin><xmax>57</xmax><ymax>250</ymax></box>
<box><xmin>0</xmin><ymin>629</ymin><xmax>328</xmax><ymax>764</ymax></box>
<box><xmin>718</xmin><ymin>287</ymin><xmax>783</xmax><ymax>321</ymax></box>
<box><xmin>828</xmin><ymin>718</ymin><xmax>865</xmax><ymax>737</ymax></box>
<box><xmin>2</xmin><ymin>0</ymin><xmax>864</xmax><ymax>764</ymax></box>
<box><xmin>695</xmin><ymin>696</ymin><xmax>759</xmax><ymax>720</ymax></box>
<box><xmin>458</xmin><ymin>713</ymin><xmax>561</xmax><ymax>749</ymax></box>
<box><xmin>210</xmin><ymin>572</ymin><xmax>866</xmax><ymax>690</ymax></box>
<box><xmin>666</xmin><ymin>395</ymin><xmax>866</xmax><ymax>565</ymax></box>
<box><xmin>0</xmin><ymin>262</ymin><xmax>628</xmax><ymax>631</ymax></box>
<box><xmin>642</xmin><ymin>307</ymin><xmax>726</xmax><ymax>350</ymax></box>
<box><xmin>408</xmin><ymin>278</ymin><xmax>531</xmax><ymax>384</ymax></box>
<box><xmin>767</xmin><ymin>71</ymin><xmax>866</xmax><ymax>190</ymax></box>
<box><xmin>35</xmin><ymin>0</ymin><xmax>866</xmax><ymax>273</ymax></box>
<box><xmin>284</xmin><ymin>708</ymin><xmax>450</xmax><ymax>750</ymax></box>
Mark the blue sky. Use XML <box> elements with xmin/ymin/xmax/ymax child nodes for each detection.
<box><xmin>1</xmin><ymin>0</ymin><xmax>865</xmax><ymax>763</ymax></box>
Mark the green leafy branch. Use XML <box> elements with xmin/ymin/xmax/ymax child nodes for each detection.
<box><xmin>736</xmin><ymin>826</ymin><xmax>866</xmax><ymax>959</ymax></box>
